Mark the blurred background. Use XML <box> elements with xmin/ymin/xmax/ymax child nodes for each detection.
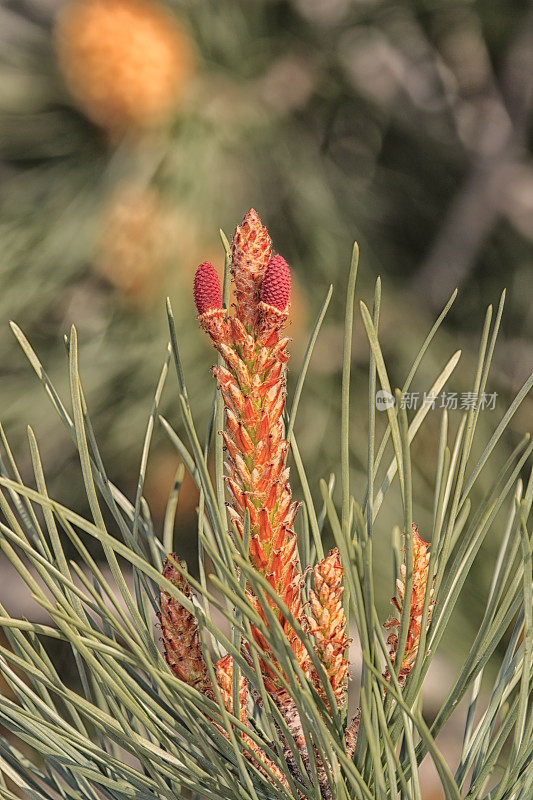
<box><xmin>0</xmin><ymin>1</ymin><xmax>532</xmax><ymax>793</ymax></box>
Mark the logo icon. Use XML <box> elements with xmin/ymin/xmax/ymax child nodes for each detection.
<box><xmin>375</xmin><ymin>390</ymin><xmax>395</xmax><ymax>411</ymax></box>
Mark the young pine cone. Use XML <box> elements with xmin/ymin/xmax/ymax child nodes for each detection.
<box><xmin>384</xmin><ymin>524</ymin><xmax>435</xmax><ymax>685</ymax></box>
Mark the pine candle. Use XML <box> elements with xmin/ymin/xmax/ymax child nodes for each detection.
<box><xmin>160</xmin><ymin>210</ymin><xmax>434</xmax><ymax>797</ymax></box>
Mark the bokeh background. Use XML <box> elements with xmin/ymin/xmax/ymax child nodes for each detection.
<box><xmin>0</xmin><ymin>1</ymin><xmax>532</xmax><ymax>795</ymax></box>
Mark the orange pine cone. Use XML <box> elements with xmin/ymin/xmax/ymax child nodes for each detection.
<box><xmin>55</xmin><ymin>0</ymin><xmax>194</xmax><ymax>135</ymax></box>
<box><xmin>160</xmin><ymin>555</ymin><xmax>212</xmax><ymax>697</ymax></box>
<box><xmin>308</xmin><ymin>548</ymin><xmax>349</xmax><ymax>708</ymax></box>
<box><xmin>384</xmin><ymin>524</ymin><xmax>435</xmax><ymax>685</ymax></box>
<box><xmin>193</xmin><ymin>216</ymin><xmax>306</xmax><ymax>687</ymax></box>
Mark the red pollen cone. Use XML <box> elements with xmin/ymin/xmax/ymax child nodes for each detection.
<box><xmin>261</xmin><ymin>255</ymin><xmax>291</xmax><ymax>312</ymax></box>
<box><xmin>193</xmin><ymin>262</ymin><xmax>222</xmax><ymax>315</ymax></box>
